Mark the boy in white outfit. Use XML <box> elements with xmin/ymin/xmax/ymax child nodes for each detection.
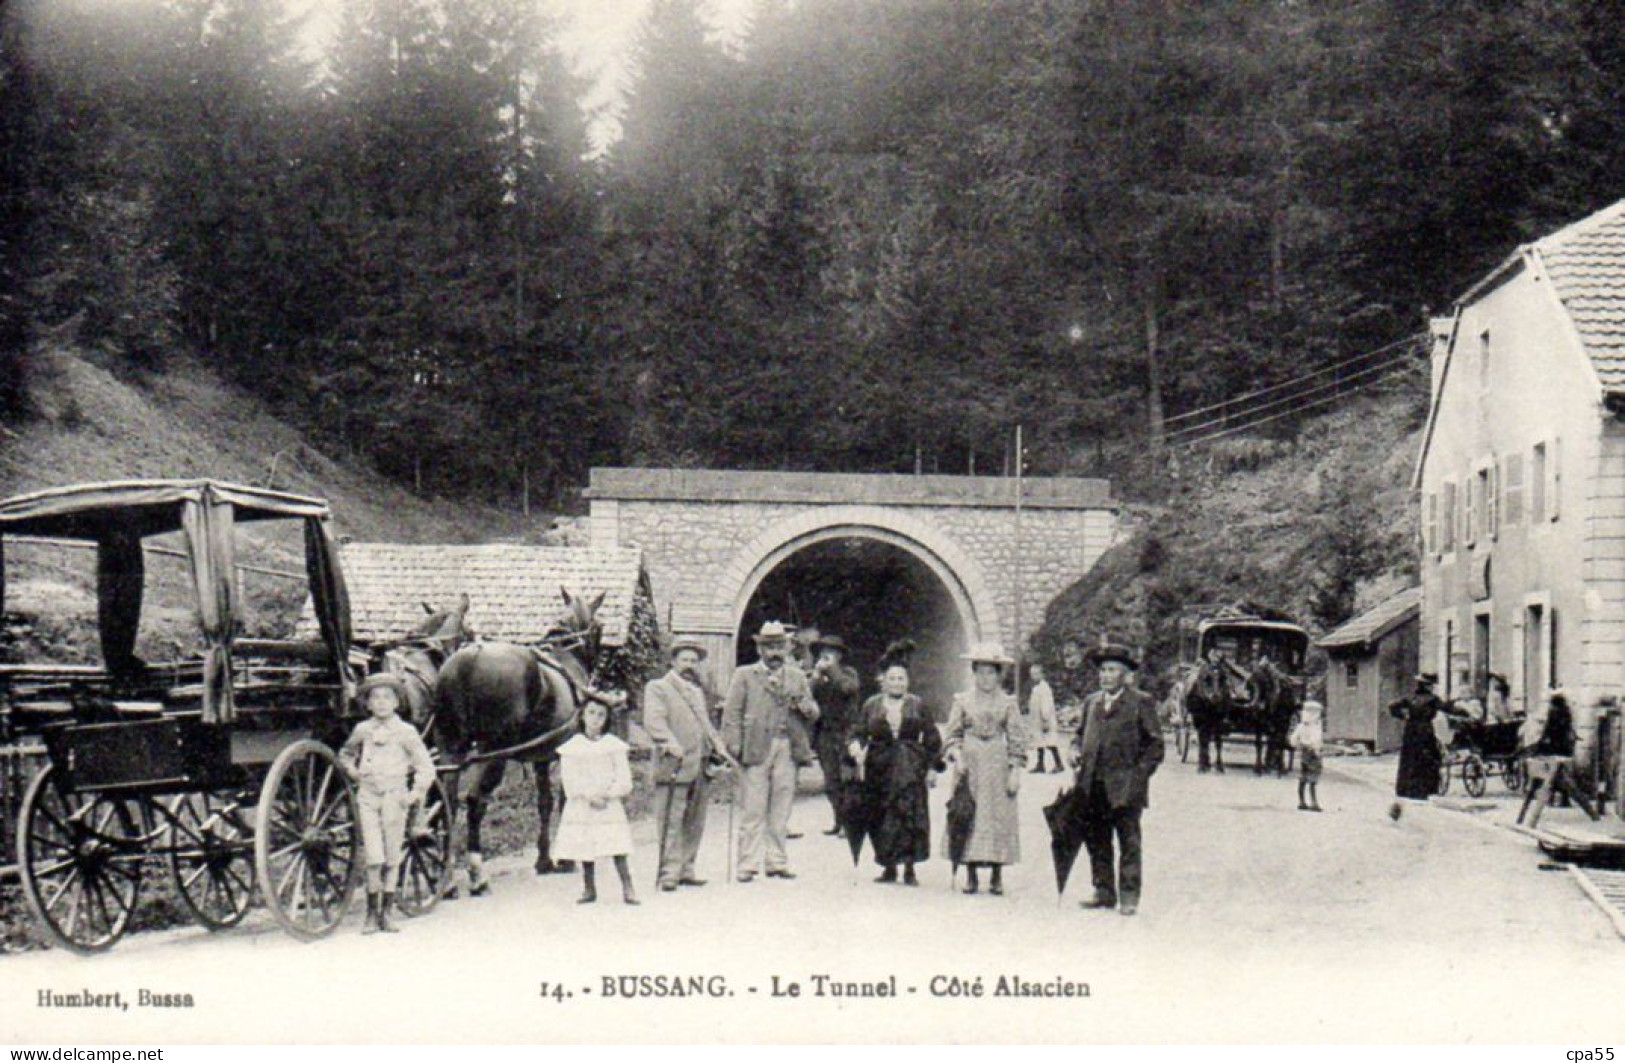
<box><xmin>341</xmin><ymin>673</ymin><xmax>436</xmax><ymax>933</ymax></box>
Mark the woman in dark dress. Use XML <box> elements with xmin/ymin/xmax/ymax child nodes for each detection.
<box><xmin>853</xmin><ymin>656</ymin><xmax>943</xmax><ymax>886</ymax></box>
<box><xmin>1389</xmin><ymin>673</ymin><xmax>1447</xmax><ymax>799</ymax></box>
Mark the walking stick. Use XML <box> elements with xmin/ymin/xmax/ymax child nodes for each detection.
<box><xmin>725</xmin><ymin>768</ymin><xmax>737</xmax><ymax>885</ymax></box>
<box><xmin>654</xmin><ymin>767</ymin><xmax>681</xmax><ymax>889</ymax></box>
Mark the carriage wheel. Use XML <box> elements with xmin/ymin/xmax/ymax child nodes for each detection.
<box><xmin>1462</xmin><ymin>755</ymin><xmax>1487</xmax><ymax>798</ymax></box>
<box><xmin>16</xmin><ymin>764</ymin><xmax>146</xmax><ymax>954</ymax></box>
<box><xmin>1504</xmin><ymin>757</ymin><xmax>1525</xmax><ymax>793</ymax></box>
<box><xmin>394</xmin><ymin>773</ymin><xmax>452</xmax><ymax>917</ymax></box>
<box><xmin>166</xmin><ymin>791</ymin><xmax>255</xmax><ymax>931</ymax></box>
<box><xmin>255</xmin><ymin>740</ymin><xmax>360</xmax><ymax>941</ymax></box>
<box><xmin>1176</xmin><ymin>721</ymin><xmax>1192</xmax><ymax>763</ymax></box>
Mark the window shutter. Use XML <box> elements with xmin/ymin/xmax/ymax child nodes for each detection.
<box><xmin>1549</xmin><ymin>436</ymin><xmax>1562</xmax><ymax>521</ymax></box>
<box><xmin>1531</xmin><ymin>443</ymin><xmax>1547</xmax><ymax>522</ymax></box>
<box><xmin>1464</xmin><ymin>471</ymin><xmax>1477</xmax><ymax>547</ymax></box>
<box><xmin>1503</xmin><ymin>453</ymin><xmax>1524</xmax><ymax>526</ymax></box>
<box><xmin>1425</xmin><ymin>492</ymin><xmax>1438</xmax><ymax>555</ymax></box>
<box><xmin>1441</xmin><ymin>481</ymin><xmax>1457</xmax><ymax>551</ymax></box>
<box><xmin>1548</xmin><ymin>607</ymin><xmax>1559</xmax><ymax>686</ymax></box>
<box><xmin>1488</xmin><ymin>459</ymin><xmax>1499</xmax><ymax>540</ymax></box>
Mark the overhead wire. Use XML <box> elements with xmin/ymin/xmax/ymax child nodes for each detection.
<box><xmin>1162</xmin><ymin>332</ymin><xmax>1427</xmax><ymax>426</ymax></box>
<box><xmin>1171</xmin><ymin>354</ymin><xmax>1423</xmax><ymax>449</ymax></box>
<box><xmin>1167</xmin><ymin>348</ymin><xmax>1422</xmax><ymax>444</ymax></box>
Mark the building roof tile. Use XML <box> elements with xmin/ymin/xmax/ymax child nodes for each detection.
<box><xmin>1533</xmin><ymin>199</ymin><xmax>1625</xmax><ymax>388</ymax></box>
<box><xmin>299</xmin><ymin>543</ymin><xmax>646</xmax><ymax>647</ymax></box>
<box><xmin>1315</xmin><ymin>587</ymin><xmax>1421</xmax><ymax>652</ymax></box>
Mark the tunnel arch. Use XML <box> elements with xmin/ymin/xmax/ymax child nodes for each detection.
<box><xmin>718</xmin><ymin>505</ymin><xmax>999</xmax><ymax>649</ymax></box>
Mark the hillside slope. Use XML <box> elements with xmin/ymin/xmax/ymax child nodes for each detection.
<box><xmin>0</xmin><ymin>347</ymin><xmax>544</xmax><ymax>660</ymax></box>
<box><xmin>0</xmin><ymin>347</ymin><xmax>531</xmax><ymax>541</ymax></box>
<box><xmin>1034</xmin><ymin>372</ymin><xmax>1428</xmax><ymax>702</ymax></box>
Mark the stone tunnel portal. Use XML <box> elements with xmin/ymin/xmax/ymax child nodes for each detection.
<box><xmin>735</xmin><ymin>533</ymin><xmax>973</xmax><ymax>716</ymax></box>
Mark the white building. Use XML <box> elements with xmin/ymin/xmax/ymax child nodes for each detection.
<box><xmin>1415</xmin><ymin>199</ymin><xmax>1625</xmax><ymax>765</ymax></box>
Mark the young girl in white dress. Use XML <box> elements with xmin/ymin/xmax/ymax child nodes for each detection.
<box><xmin>554</xmin><ymin>701</ymin><xmax>639</xmax><ymax>905</ymax></box>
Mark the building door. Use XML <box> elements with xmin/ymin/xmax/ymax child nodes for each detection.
<box><xmin>1441</xmin><ymin>618</ymin><xmax>1455</xmax><ymax>698</ymax></box>
<box><xmin>1522</xmin><ymin>603</ymin><xmax>1545</xmax><ymax>711</ymax></box>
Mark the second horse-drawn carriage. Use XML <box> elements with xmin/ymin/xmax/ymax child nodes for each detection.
<box><xmin>1168</xmin><ymin>607</ymin><xmax>1309</xmax><ymax>775</ymax></box>
<box><xmin>1438</xmin><ymin>714</ymin><xmax>1528</xmax><ymax>798</ymax></box>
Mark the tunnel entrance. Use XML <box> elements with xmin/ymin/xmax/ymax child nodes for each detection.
<box><xmin>734</xmin><ymin>535</ymin><xmax>970</xmax><ymax>717</ymax></box>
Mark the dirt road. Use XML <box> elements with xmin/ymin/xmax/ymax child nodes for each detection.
<box><xmin>5</xmin><ymin>754</ymin><xmax>1621</xmax><ymax>1043</ymax></box>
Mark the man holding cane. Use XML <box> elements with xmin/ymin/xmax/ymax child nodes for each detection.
<box><xmin>644</xmin><ymin>636</ymin><xmax>734</xmax><ymax>892</ymax></box>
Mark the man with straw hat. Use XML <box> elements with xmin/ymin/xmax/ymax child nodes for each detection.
<box><xmin>723</xmin><ymin>621</ymin><xmax>820</xmax><ymax>882</ymax></box>
<box><xmin>645</xmin><ymin>635</ymin><xmax>735</xmax><ymax>892</ymax></box>
<box><xmin>1073</xmin><ymin>640</ymin><xmax>1163</xmax><ymax>916</ymax></box>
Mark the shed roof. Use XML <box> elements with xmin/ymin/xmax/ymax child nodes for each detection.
<box><xmin>1316</xmin><ymin>587</ymin><xmax>1421</xmax><ymax>652</ymax></box>
<box><xmin>300</xmin><ymin>543</ymin><xmax>647</xmax><ymax>647</ymax></box>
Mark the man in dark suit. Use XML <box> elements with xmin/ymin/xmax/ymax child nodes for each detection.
<box><xmin>808</xmin><ymin>634</ymin><xmax>862</xmax><ymax>836</ymax></box>
<box><xmin>1073</xmin><ymin>642</ymin><xmax>1164</xmax><ymax>916</ymax></box>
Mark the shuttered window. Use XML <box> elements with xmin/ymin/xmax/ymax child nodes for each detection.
<box><xmin>1441</xmin><ymin>481</ymin><xmax>1457</xmax><ymax>552</ymax></box>
<box><xmin>1503</xmin><ymin>453</ymin><xmax>1524</xmax><ymax>526</ymax></box>
<box><xmin>1531</xmin><ymin>443</ymin><xmax>1547</xmax><ymax>522</ymax></box>
<box><xmin>1549</xmin><ymin>436</ymin><xmax>1562</xmax><ymax>521</ymax></box>
<box><xmin>1464</xmin><ymin>470</ymin><xmax>1478</xmax><ymax>547</ymax></box>
<box><xmin>1425</xmin><ymin>492</ymin><xmax>1438</xmax><ymax>555</ymax></box>
<box><xmin>1484</xmin><ymin>461</ymin><xmax>1499</xmax><ymax>540</ymax></box>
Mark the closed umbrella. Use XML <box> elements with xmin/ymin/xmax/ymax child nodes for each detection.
<box><xmin>1043</xmin><ymin>783</ymin><xmax>1093</xmax><ymax>897</ymax></box>
<box><xmin>945</xmin><ymin>770</ymin><xmax>975</xmax><ymax>876</ymax></box>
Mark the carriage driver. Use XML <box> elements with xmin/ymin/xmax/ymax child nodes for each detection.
<box><xmin>342</xmin><ymin>673</ymin><xmax>437</xmax><ymax>935</ymax></box>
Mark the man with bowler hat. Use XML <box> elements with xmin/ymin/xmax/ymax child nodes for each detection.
<box><xmin>724</xmin><ymin>621</ymin><xmax>820</xmax><ymax>881</ymax></box>
<box><xmin>645</xmin><ymin>635</ymin><xmax>735</xmax><ymax>891</ymax></box>
<box><xmin>1073</xmin><ymin>640</ymin><xmax>1163</xmax><ymax>916</ymax></box>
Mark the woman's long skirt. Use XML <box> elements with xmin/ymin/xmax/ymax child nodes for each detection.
<box><xmin>1395</xmin><ymin>723</ymin><xmax>1441</xmax><ymax>799</ymax></box>
<box><xmin>945</xmin><ymin>733</ymin><xmax>1020</xmax><ymax>865</ymax></box>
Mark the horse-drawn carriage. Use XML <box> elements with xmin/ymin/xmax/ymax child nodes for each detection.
<box><xmin>1438</xmin><ymin>714</ymin><xmax>1527</xmax><ymax>798</ymax></box>
<box><xmin>0</xmin><ymin>479</ymin><xmax>454</xmax><ymax>953</ymax></box>
<box><xmin>1168</xmin><ymin>608</ymin><xmax>1309</xmax><ymax>775</ymax></box>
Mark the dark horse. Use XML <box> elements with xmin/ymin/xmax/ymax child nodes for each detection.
<box><xmin>1233</xmin><ymin>655</ymin><xmax>1299</xmax><ymax>777</ymax></box>
<box><xmin>433</xmin><ymin>587</ymin><xmax>619</xmax><ymax>895</ymax></box>
<box><xmin>371</xmin><ymin>593</ymin><xmax>475</xmax><ymax>730</ymax></box>
<box><xmin>1185</xmin><ymin>653</ymin><xmax>1298</xmax><ymax>776</ymax></box>
<box><xmin>1187</xmin><ymin>653</ymin><xmax>1243</xmax><ymax>773</ymax></box>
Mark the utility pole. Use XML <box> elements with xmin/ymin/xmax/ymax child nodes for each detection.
<box><xmin>1012</xmin><ymin>425</ymin><xmax>1025</xmax><ymax>694</ymax></box>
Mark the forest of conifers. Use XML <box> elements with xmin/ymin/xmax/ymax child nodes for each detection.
<box><xmin>2</xmin><ymin>0</ymin><xmax>1622</xmax><ymax>508</ymax></box>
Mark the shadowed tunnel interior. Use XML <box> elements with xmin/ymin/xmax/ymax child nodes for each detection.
<box><xmin>735</xmin><ymin>536</ymin><xmax>969</xmax><ymax>716</ymax></box>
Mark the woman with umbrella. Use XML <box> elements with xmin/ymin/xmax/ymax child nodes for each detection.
<box><xmin>850</xmin><ymin>641</ymin><xmax>943</xmax><ymax>886</ymax></box>
<box><xmin>942</xmin><ymin>643</ymin><xmax>1027</xmax><ymax>895</ymax></box>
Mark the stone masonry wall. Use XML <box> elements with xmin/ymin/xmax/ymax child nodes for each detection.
<box><xmin>587</xmin><ymin>469</ymin><xmax>1117</xmax><ymax>665</ymax></box>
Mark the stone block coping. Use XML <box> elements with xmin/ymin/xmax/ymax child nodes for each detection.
<box><xmin>585</xmin><ymin>467</ymin><xmax>1114</xmax><ymax>510</ymax></box>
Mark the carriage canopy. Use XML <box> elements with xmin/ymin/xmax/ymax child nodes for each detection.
<box><xmin>1191</xmin><ymin>618</ymin><xmax>1310</xmax><ymax>673</ymax></box>
<box><xmin>0</xmin><ymin>480</ymin><xmax>352</xmax><ymax>724</ymax></box>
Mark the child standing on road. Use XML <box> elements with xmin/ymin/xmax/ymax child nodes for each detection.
<box><xmin>554</xmin><ymin>701</ymin><xmax>639</xmax><ymax>905</ymax></box>
<box><xmin>1026</xmin><ymin>662</ymin><xmax>1063</xmax><ymax>774</ymax></box>
<box><xmin>341</xmin><ymin>673</ymin><xmax>436</xmax><ymax>934</ymax></box>
<box><xmin>1290</xmin><ymin>699</ymin><xmax>1325</xmax><ymax>812</ymax></box>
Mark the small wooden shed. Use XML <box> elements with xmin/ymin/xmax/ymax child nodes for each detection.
<box><xmin>1317</xmin><ymin>588</ymin><xmax>1421</xmax><ymax>752</ymax></box>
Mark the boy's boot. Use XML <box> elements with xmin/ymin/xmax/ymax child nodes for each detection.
<box><xmin>361</xmin><ymin>892</ymin><xmax>380</xmax><ymax>935</ymax></box>
<box><xmin>378</xmin><ymin>892</ymin><xmax>400</xmax><ymax>933</ymax></box>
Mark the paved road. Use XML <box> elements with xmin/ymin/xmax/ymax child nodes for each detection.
<box><xmin>6</xmin><ymin>752</ymin><xmax>1623</xmax><ymax>1043</ymax></box>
